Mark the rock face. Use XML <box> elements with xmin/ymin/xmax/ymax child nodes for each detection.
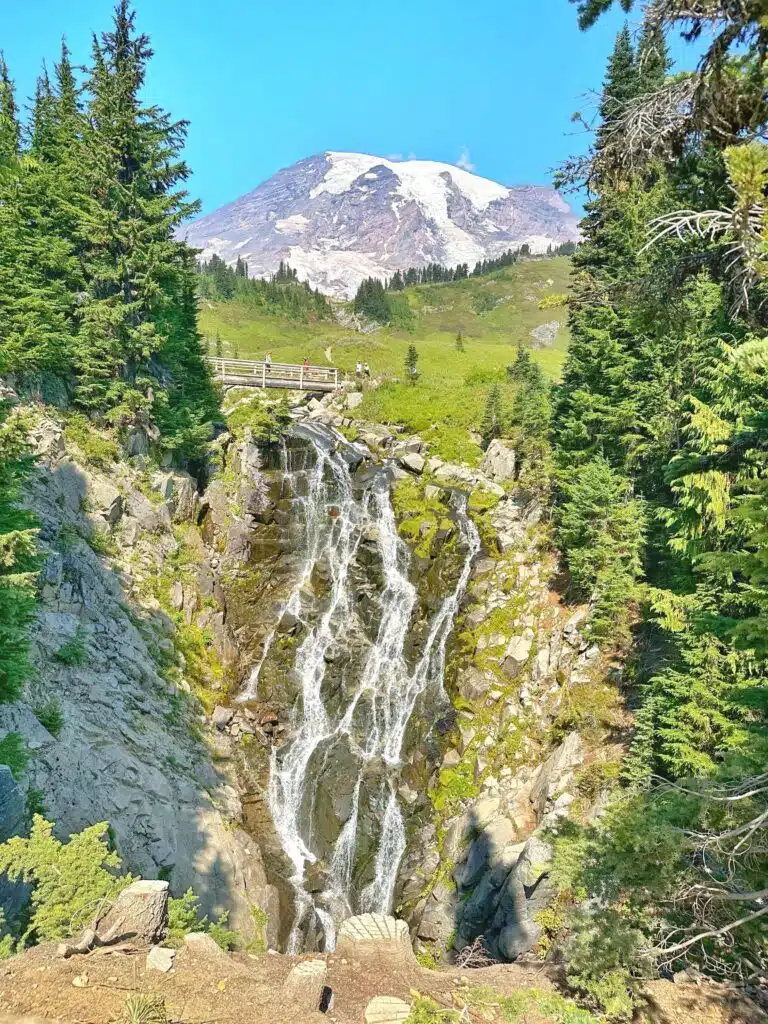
<box><xmin>398</xmin><ymin>454</ymin><xmax>605</xmax><ymax>963</ymax></box>
<box><xmin>180</xmin><ymin>152</ymin><xmax>580</xmax><ymax>298</ymax></box>
<box><xmin>0</xmin><ymin>414</ymin><xmax>276</xmax><ymax>943</ymax></box>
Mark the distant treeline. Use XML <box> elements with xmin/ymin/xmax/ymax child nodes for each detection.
<box><xmin>353</xmin><ymin>239</ymin><xmax>578</xmax><ymax>323</ymax></box>
<box><xmin>385</xmin><ymin>241</ymin><xmax>577</xmax><ymax>291</ymax></box>
<box><xmin>197</xmin><ymin>255</ymin><xmax>331</xmax><ymax>321</ymax></box>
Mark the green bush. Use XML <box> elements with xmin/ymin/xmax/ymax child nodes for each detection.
<box><xmin>226</xmin><ymin>395</ymin><xmax>291</xmax><ymax>443</ymax></box>
<box><xmin>0</xmin><ymin>406</ymin><xmax>40</xmax><ymax>704</ymax></box>
<box><xmin>538</xmin><ymin>292</ymin><xmax>568</xmax><ymax>309</ymax></box>
<box><xmin>33</xmin><ymin>696</ymin><xmax>64</xmax><ymax>737</ymax></box>
<box><xmin>564</xmin><ymin>910</ymin><xmax>643</xmax><ymax>1020</ymax></box>
<box><xmin>556</xmin><ymin>457</ymin><xmax>645</xmax><ymax>641</ymax></box>
<box><xmin>0</xmin><ymin>816</ymin><xmax>135</xmax><ymax>944</ymax></box>
<box><xmin>166</xmin><ymin>887</ymin><xmax>237</xmax><ymax>950</ymax></box>
<box><xmin>64</xmin><ymin>413</ymin><xmax>119</xmax><ymax>469</ymax></box>
<box><xmin>0</xmin><ymin>732</ymin><xmax>30</xmax><ymax>780</ymax></box>
<box><xmin>53</xmin><ymin>625</ymin><xmax>89</xmax><ymax>666</ymax></box>
<box><xmin>0</xmin><ymin>910</ymin><xmax>14</xmax><ymax>960</ymax></box>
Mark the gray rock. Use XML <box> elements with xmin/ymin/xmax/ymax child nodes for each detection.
<box><xmin>482</xmin><ymin>439</ymin><xmax>516</xmax><ymax>483</ymax></box>
<box><xmin>126</xmin><ymin>426</ymin><xmax>149</xmax><ymax>456</ymax></box>
<box><xmin>183</xmin><ymin>931</ymin><xmax>229</xmax><ymax>958</ymax></box>
<box><xmin>454</xmin><ymin>816</ymin><xmax>516</xmax><ymax>889</ymax></box>
<box><xmin>530</xmin><ymin>731</ymin><xmax>583</xmax><ymax>816</ymax></box>
<box><xmin>146</xmin><ymin>945</ymin><xmax>176</xmax><ymax>972</ymax></box>
<box><xmin>399</xmin><ymin>452</ymin><xmax>425</xmax><ymax>474</ymax></box>
<box><xmin>346</xmin><ymin>391</ymin><xmax>364</xmax><ymax>410</ymax></box>
<box><xmin>458</xmin><ymin>667</ymin><xmax>494</xmax><ymax>703</ymax></box>
<box><xmin>501</xmin><ymin>631</ymin><xmax>533</xmax><ymax>679</ymax></box>
<box><xmin>87</xmin><ymin>477</ymin><xmax>123</xmax><ymax>525</ymax></box>
<box><xmin>492</xmin><ymin>834</ymin><xmax>554</xmax><ymax>959</ymax></box>
<box><xmin>0</xmin><ymin>766</ymin><xmax>24</xmax><ymax>842</ymax></box>
<box><xmin>417</xmin><ymin>895</ymin><xmax>456</xmax><ymax>943</ymax></box>
<box><xmin>212</xmin><ymin>705</ymin><xmax>234</xmax><ymax>730</ymax></box>
<box><xmin>472</xmin><ymin>795</ymin><xmax>501</xmax><ymax>829</ymax></box>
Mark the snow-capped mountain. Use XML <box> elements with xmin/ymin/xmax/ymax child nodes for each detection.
<box><xmin>181</xmin><ymin>152</ymin><xmax>580</xmax><ymax>298</ymax></box>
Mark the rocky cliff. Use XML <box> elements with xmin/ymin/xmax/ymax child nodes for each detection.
<box><xmin>0</xmin><ymin>408</ymin><xmax>277</xmax><ymax>945</ymax></box>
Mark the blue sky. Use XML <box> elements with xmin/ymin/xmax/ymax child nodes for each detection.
<box><xmin>1</xmin><ymin>1</ymin><xmax>694</xmax><ymax>216</ymax></box>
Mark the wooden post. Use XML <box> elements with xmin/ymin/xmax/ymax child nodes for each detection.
<box><xmin>300</xmin><ymin>363</ymin><xmax>304</xmax><ymax>390</ymax></box>
<box><xmin>262</xmin><ymin>362</ymin><xmax>266</xmax><ymax>388</ymax></box>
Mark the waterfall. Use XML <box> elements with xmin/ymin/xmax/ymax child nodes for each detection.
<box><xmin>255</xmin><ymin>425</ymin><xmax>479</xmax><ymax>951</ymax></box>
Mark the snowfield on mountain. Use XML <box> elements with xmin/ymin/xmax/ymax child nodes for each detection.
<box><xmin>180</xmin><ymin>151</ymin><xmax>580</xmax><ymax>297</ymax></box>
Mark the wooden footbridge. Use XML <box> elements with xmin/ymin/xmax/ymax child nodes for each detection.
<box><xmin>207</xmin><ymin>357</ymin><xmax>340</xmax><ymax>392</ymax></box>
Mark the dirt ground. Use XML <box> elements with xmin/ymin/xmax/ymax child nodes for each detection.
<box><xmin>0</xmin><ymin>939</ymin><xmax>763</xmax><ymax>1024</ymax></box>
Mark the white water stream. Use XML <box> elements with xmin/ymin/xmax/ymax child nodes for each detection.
<box><xmin>249</xmin><ymin>425</ymin><xmax>479</xmax><ymax>951</ymax></box>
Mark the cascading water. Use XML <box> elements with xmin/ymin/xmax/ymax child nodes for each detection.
<box><xmin>248</xmin><ymin>423</ymin><xmax>479</xmax><ymax>952</ymax></box>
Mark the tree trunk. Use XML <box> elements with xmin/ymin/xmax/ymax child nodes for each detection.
<box><xmin>58</xmin><ymin>880</ymin><xmax>169</xmax><ymax>957</ymax></box>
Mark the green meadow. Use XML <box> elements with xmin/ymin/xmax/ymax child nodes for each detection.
<box><xmin>200</xmin><ymin>256</ymin><xmax>571</xmax><ymax>464</ymax></box>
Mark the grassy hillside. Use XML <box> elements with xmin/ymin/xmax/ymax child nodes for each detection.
<box><xmin>200</xmin><ymin>256</ymin><xmax>572</xmax><ymax>465</ymax></box>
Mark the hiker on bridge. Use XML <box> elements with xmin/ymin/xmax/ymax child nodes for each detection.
<box><xmin>264</xmin><ymin>352</ymin><xmax>272</xmax><ymax>367</ymax></box>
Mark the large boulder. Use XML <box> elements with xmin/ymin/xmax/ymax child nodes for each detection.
<box><xmin>454</xmin><ymin>816</ymin><xmax>517</xmax><ymax>889</ymax></box>
<box><xmin>482</xmin><ymin>439</ymin><xmax>516</xmax><ymax>483</ymax></box>
<box><xmin>492</xmin><ymin>834</ymin><xmax>554</xmax><ymax>959</ymax></box>
<box><xmin>86</xmin><ymin>476</ymin><xmax>123</xmax><ymax>526</ymax></box>
<box><xmin>501</xmin><ymin>631</ymin><xmax>533</xmax><ymax>679</ymax></box>
<box><xmin>529</xmin><ymin>731</ymin><xmax>583</xmax><ymax>817</ymax></box>
<box><xmin>399</xmin><ymin>452</ymin><xmax>425</xmax><ymax>475</ymax></box>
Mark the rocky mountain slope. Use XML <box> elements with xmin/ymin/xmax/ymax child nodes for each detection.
<box><xmin>181</xmin><ymin>152</ymin><xmax>580</xmax><ymax>297</ymax></box>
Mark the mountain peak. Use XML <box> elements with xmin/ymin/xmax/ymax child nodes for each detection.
<box><xmin>182</xmin><ymin>151</ymin><xmax>580</xmax><ymax>298</ymax></box>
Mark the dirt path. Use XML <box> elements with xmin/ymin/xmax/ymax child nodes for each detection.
<box><xmin>0</xmin><ymin>940</ymin><xmax>763</xmax><ymax>1024</ymax></box>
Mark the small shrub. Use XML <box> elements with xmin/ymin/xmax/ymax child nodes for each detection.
<box><xmin>33</xmin><ymin>697</ymin><xmax>64</xmax><ymax>737</ymax></box>
<box><xmin>86</xmin><ymin>527</ymin><xmax>118</xmax><ymax>557</ymax></box>
<box><xmin>415</xmin><ymin>944</ymin><xmax>441</xmax><ymax>970</ymax></box>
<box><xmin>25</xmin><ymin>787</ymin><xmax>46</xmax><ymax>817</ymax></box>
<box><xmin>405</xmin><ymin>995</ymin><xmax>457</xmax><ymax>1022</ymax></box>
<box><xmin>64</xmin><ymin>413</ymin><xmax>119</xmax><ymax>469</ymax></box>
<box><xmin>54</xmin><ymin>625</ymin><xmax>89</xmax><ymax>667</ymax></box>
<box><xmin>0</xmin><ymin>911</ymin><xmax>14</xmax><ymax>960</ymax></box>
<box><xmin>471</xmin><ymin>291</ymin><xmax>497</xmax><ymax>314</ymax></box>
<box><xmin>0</xmin><ymin>816</ymin><xmax>135</xmax><ymax>943</ymax></box>
<box><xmin>0</xmin><ymin>733</ymin><xmax>30</xmax><ymax>780</ymax></box>
<box><xmin>576</xmin><ymin>759</ymin><xmax>621</xmax><ymax>799</ymax></box>
<box><xmin>121</xmin><ymin>994</ymin><xmax>167</xmax><ymax>1024</ymax></box>
<box><xmin>564</xmin><ymin>909</ymin><xmax>643</xmax><ymax>1021</ymax></box>
<box><xmin>538</xmin><ymin>292</ymin><xmax>568</xmax><ymax>309</ymax></box>
<box><xmin>166</xmin><ymin>887</ymin><xmax>238</xmax><ymax>950</ymax></box>
<box><xmin>247</xmin><ymin>904</ymin><xmax>268</xmax><ymax>954</ymax></box>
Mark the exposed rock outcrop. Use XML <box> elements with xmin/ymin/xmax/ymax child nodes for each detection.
<box><xmin>0</xmin><ymin>412</ymin><xmax>276</xmax><ymax>942</ymax></box>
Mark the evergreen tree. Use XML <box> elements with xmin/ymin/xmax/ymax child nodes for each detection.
<box><xmin>30</xmin><ymin>69</ymin><xmax>57</xmax><ymax>160</ymax></box>
<box><xmin>404</xmin><ymin>344</ymin><xmax>419</xmax><ymax>384</ymax></box>
<box><xmin>455</xmin><ymin>331</ymin><xmax>464</xmax><ymax>352</ymax></box>
<box><xmin>0</xmin><ymin>54</ymin><xmax>20</xmax><ymax>163</ymax></box>
<box><xmin>0</xmin><ymin>405</ymin><xmax>40</xmax><ymax>703</ymax></box>
<box><xmin>480</xmin><ymin>384</ymin><xmax>504</xmax><ymax>446</ymax></box>
<box><xmin>73</xmin><ymin>2</ymin><xmax>216</xmax><ymax>455</ymax></box>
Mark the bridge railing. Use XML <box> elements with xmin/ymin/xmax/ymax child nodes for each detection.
<box><xmin>207</xmin><ymin>357</ymin><xmax>339</xmax><ymax>389</ymax></box>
